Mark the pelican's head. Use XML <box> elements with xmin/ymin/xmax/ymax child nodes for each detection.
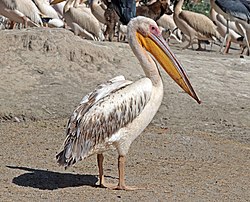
<box><xmin>128</xmin><ymin>16</ymin><xmax>200</xmax><ymax>104</ymax></box>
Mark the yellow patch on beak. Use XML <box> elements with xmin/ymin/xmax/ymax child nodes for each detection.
<box><xmin>136</xmin><ymin>32</ymin><xmax>200</xmax><ymax>103</ymax></box>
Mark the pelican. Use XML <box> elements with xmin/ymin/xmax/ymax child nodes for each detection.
<box><xmin>157</xmin><ymin>14</ymin><xmax>183</xmax><ymax>44</ymax></box>
<box><xmin>173</xmin><ymin>0</ymin><xmax>221</xmax><ymax>50</ymax></box>
<box><xmin>89</xmin><ymin>0</ymin><xmax>107</xmax><ymax>24</ymax></box>
<box><xmin>56</xmin><ymin>16</ymin><xmax>200</xmax><ymax>190</ymax></box>
<box><xmin>51</xmin><ymin>0</ymin><xmax>104</xmax><ymax>41</ymax></box>
<box><xmin>0</xmin><ymin>0</ymin><xmax>42</xmax><ymax>27</ymax></box>
<box><xmin>49</xmin><ymin>0</ymin><xmax>66</xmax><ymax>18</ymax></box>
<box><xmin>33</xmin><ymin>0</ymin><xmax>60</xmax><ymax>19</ymax></box>
<box><xmin>210</xmin><ymin>6</ymin><xmax>247</xmax><ymax>53</ymax></box>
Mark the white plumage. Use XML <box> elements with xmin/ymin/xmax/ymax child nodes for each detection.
<box><xmin>56</xmin><ymin>16</ymin><xmax>200</xmax><ymax>190</ymax></box>
<box><xmin>57</xmin><ymin>75</ymin><xmax>153</xmax><ymax>164</ymax></box>
<box><xmin>51</xmin><ymin>0</ymin><xmax>104</xmax><ymax>40</ymax></box>
<box><xmin>33</xmin><ymin>0</ymin><xmax>60</xmax><ymax>19</ymax></box>
<box><xmin>0</xmin><ymin>0</ymin><xmax>42</xmax><ymax>27</ymax></box>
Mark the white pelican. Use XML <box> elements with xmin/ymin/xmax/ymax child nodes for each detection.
<box><xmin>0</xmin><ymin>0</ymin><xmax>42</xmax><ymax>27</ymax></box>
<box><xmin>157</xmin><ymin>14</ymin><xmax>183</xmax><ymax>44</ymax></box>
<box><xmin>33</xmin><ymin>0</ymin><xmax>60</xmax><ymax>19</ymax></box>
<box><xmin>89</xmin><ymin>0</ymin><xmax>107</xmax><ymax>24</ymax></box>
<box><xmin>56</xmin><ymin>16</ymin><xmax>200</xmax><ymax>190</ymax></box>
<box><xmin>51</xmin><ymin>0</ymin><xmax>104</xmax><ymax>41</ymax></box>
<box><xmin>49</xmin><ymin>0</ymin><xmax>66</xmax><ymax>18</ymax></box>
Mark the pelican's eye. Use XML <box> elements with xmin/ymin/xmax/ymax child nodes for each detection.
<box><xmin>150</xmin><ymin>25</ymin><xmax>160</xmax><ymax>36</ymax></box>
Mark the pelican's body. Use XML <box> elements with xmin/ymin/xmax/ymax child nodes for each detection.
<box><xmin>51</xmin><ymin>0</ymin><xmax>104</xmax><ymax>40</ymax></box>
<box><xmin>157</xmin><ymin>14</ymin><xmax>177</xmax><ymax>33</ymax></box>
<box><xmin>173</xmin><ymin>0</ymin><xmax>220</xmax><ymax>50</ymax></box>
<box><xmin>0</xmin><ymin>0</ymin><xmax>42</xmax><ymax>27</ymax></box>
<box><xmin>33</xmin><ymin>0</ymin><xmax>59</xmax><ymax>19</ymax></box>
<box><xmin>157</xmin><ymin>14</ymin><xmax>183</xmax><ymax>43</ymax></box>
<box><xmin>49</xmin><ymin>0</ymin><xmax>66</xmax><ymax>18</ymax></box>
<box><xmin>90</xmin><ymin>0</ymin><xmax>107</xmax><ymax>24</ymax></box>
<box><xmin>59</xmin><ymin>76</ymin><xmax>163</xmax><ymax>160</ymax></box>
<box><xmin>210</xmin><ymin>7</ymin><xmax>247</xmax><ymax>53</ymax></box>
<box><xmin>56</xmin><ymin>16</ymin><xmax>200</xmax><ymax>190</ymax></box>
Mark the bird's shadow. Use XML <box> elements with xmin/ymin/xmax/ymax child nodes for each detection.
<box><xmin>6</xmin><ymin>165</ymin><xmax>98</xmax><ymax>190</ymax></box>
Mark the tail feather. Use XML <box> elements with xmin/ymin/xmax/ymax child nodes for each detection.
<box><xmin>56</xmin><ymin>132</ymin><xmax>90</xmax><ymax>168</ymax></box>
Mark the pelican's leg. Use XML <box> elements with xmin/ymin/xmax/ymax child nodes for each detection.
<box><xmin>238</xmin><ymin>24</ymin><xmax>250</xmax><ymax>56</ymax></box>
<box><xmin>97</xmin><ymin>153</ymin><xmax>105</xmax><ymax>187</ymax></box>
<box><xmin>182</xmin><ymin>40</ymin><xmax>192</xmax><ymax>50</ymax></box>
<box><xmin>115</xmin><ymin>155</ymin><xmax>140</xmax><ymax>191</ymax></box>
<box><xmin>9</xmin><ymin>21</ymin><xmax>15</xmax><ymax>29</ymax></box>
<box><xmin>196</xmin><ymin>40</ymin><xmax>206</xmax><ymax>51</ymax></box>
<box><xmin>97</xmin><ymin>153</ymin><xmax>116</xmax><ymax>188</ymax></box>
<box><xmin>21</xmin><ymin>16</ymin><xmax>28</xmax><ymax>28</ymax></box>
<box><xmin>220</xmin><ymin>19</ymin><xmax>229</xmax><ymax>53</ymax></box>
<box><xmin>223</xmin><ymin>37</ymin><xmax>231</xmax><ymax>54</ymax></box>
<box><xmin>117</xmin><ymin>155</ymin><xmax>126</xmax><ymax>189</ymax></box>
<box><xmin>235</xmin><ymin>21</ymin><xmax>250</xmax><ymax>56</ymax></box>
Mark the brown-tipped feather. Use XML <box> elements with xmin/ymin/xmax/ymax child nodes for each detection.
<box><xmin>56</xmin><ymin>77</ymin><xmax>152</xmax><ymax>168</ymax></box>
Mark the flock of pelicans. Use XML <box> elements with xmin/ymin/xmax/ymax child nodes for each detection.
<box><xmin>1</xmin><ymin>0</ymin><xmax>249</xmax><ymax>190</ymax></box>
<box><xmin>0</xmin><ymin>0</ymin><xmax>250</xmax><ymax>55</ymax></box>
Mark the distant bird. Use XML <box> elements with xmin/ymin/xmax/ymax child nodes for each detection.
<box><xmin>111</xmin><ymin>0</ymin><xmax>136</xmax><ymax>25</ymax></box>
<box><xmin>89</xmin><ymin>0</ymin><xmax>107</xmax><ymax>24</ymax></box>
<box><xmin>51</xmin><ymin>0</ymin><xmax>104</xmax><ymax>41</ymax></box>
<box><xmin>56</xmin><ymin>16</ymin><xmax>200</xmax><ymax>190</ymax></box>
<box><xmin>157</xmin><ymin>14</ymin><xmax>177</xmax><ymax>34</ymax></box>
<box><xmin>117</xmin><ymin>23</ymin><xmax>127</xmax><ymax>41</ymax></box>
<box><xmin>210</xmin><ymin>6</ymin><xmax>247</xmax><ymax>53</ymax></box>
<box><xmin>210</xmin><ymin>0</ymin><xmax>250</xmax><ymax>55</ymax></box>
<box><xmin>49</xmin><ymin>0</ymin><xmax>66</xmax><ymax>18</ymax></box>
<box><xmin>0</xmin><ymin>0</ymin><xmax>42</xmax><ymax>27</ymax></box>
<box><xmin>33</xmin><ymin>0</ymin><xmax>60</xmax><ymax>19</ymax></box>
<box><xmin>157</xmin><ymin>13</ymin><xmax>183</xmax><ymax>44</ymax></box>
<box><xmin>42</xmin><ymin>17</ymin><xmax>65</xmax><ymax>27</ymax></box>
<box><xmin>173</xmin><ymin>0</ymin><xmax>221</xmax><ymax>50</ymax></box>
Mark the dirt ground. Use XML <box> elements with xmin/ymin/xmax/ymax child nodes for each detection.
<box><xmin>0</xmin><ymin>28</ymin><xmax>250</xmax><ymax>201</ymax></box>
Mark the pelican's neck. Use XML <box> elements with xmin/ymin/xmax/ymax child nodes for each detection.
<box><xmin>210</xmin><ymin>0</ymin><xmax>215</xmax><ymax>10</ymax></box>
<box><xmin>73</xmin><ymin>0</ymin><xmax>85</xmax><ymax>8</ymax></box>
<box><xmin>174</xmin><ymin>0</ymin><xmax>184</xmax><ymax>14</ymax></box>
<box><xmin>128</xmin><ymin>30</ymin><xmax>163</xmax><ymax>87</ymax></box>
<box><xmin>64</xmin><ymin>0</ymin><xmax>74</xmax><ymax>13</ymax></box>
<box><xmin>210</xmin><ymin>7</ymin><xmax>216</xmax><ymax>23</ymax></box>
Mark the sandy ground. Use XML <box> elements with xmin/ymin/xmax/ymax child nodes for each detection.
<box><xmin>0</xmin><ymin>28</ymin><xmax>250</xmax><ymax>201</ymax></box>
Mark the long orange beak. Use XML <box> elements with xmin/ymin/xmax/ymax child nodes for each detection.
<box><xmin>136</xmin><ymin>32</ymin><xmax>201</xmax><ymax>104</ymax></box>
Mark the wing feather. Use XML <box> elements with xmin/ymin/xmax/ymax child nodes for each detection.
<box><xmin>56</xmin><ymin>77</ymin><xmax>152</xmax><ymax>168</ymax></box>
